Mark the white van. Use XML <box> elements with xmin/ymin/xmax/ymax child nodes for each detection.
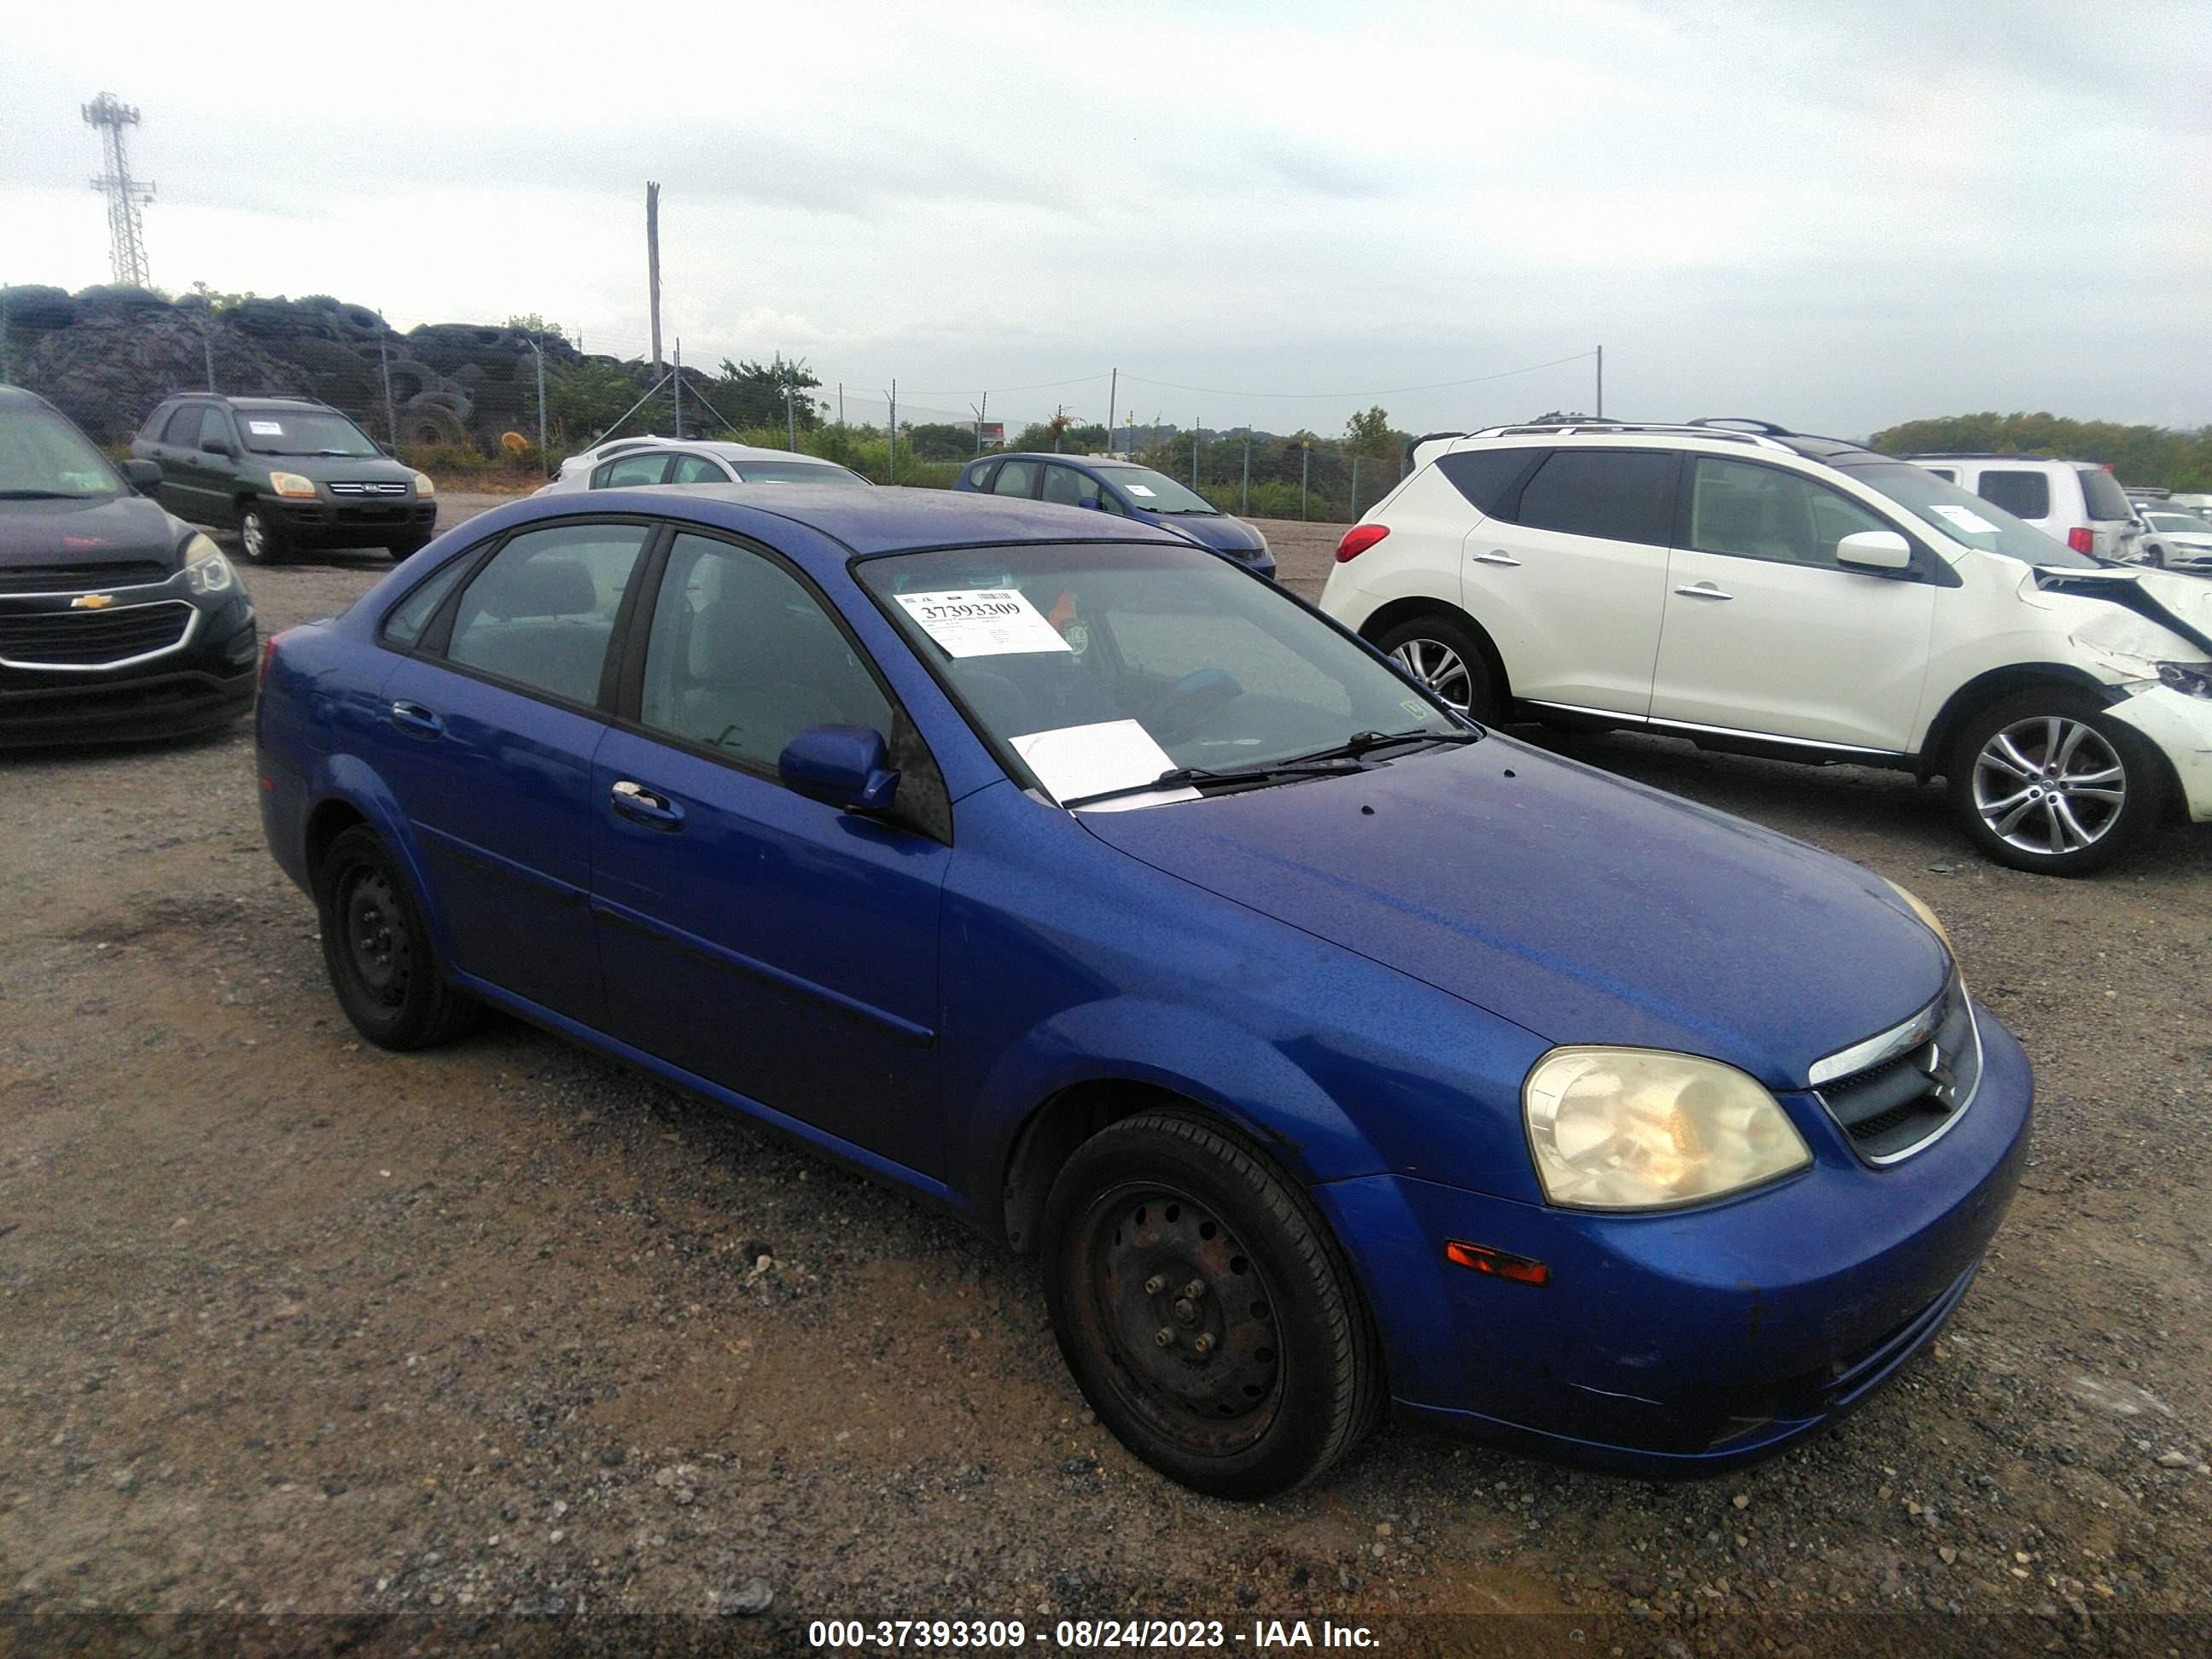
<box><xmin>1904</xmin><ymin>454</ymin><xmax>2142</xmax><ymax>562</ymax></box>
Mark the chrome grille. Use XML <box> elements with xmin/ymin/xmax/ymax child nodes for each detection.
<box><xmin>0</xmin><ymin>600</ymin><xmax>195</xmax><ymax>668</ymax></box>
<box><xmin>328</xmin><ymin>480</ymin><xmax>407</xmax><ymax>497</ymax></box>
<box><xmin>1812</xmin><ymin>975</ymin><xmax>1982</xmax><ymax>1164</ymax></box>
<box><xmin>0</xmin><ymin>560</ymin><xmax>172</xmax><ymax>596</ymax></box>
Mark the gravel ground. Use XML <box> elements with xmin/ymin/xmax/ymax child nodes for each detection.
<box><xmin>1</xmin><ymin>498</ymin><xmax>2207</xmax><ymax>1649</ymax></box>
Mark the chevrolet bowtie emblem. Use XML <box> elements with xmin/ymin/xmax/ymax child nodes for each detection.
<box><xmin>72</xmin><ymin>592</ymin><xmax>116</xmax><ymax>609</ymax></box>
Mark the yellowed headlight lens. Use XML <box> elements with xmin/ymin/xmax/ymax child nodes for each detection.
<box><xmin>410</xmin><ymin>470</ymin><xmax>435</xmax><ymax>498</ymax></box>
<box><xmin>1883</xmin><ymin>879</ymin><xmax>1952</xmax><ymax>952</ymax></box>
<box><xmin>270</xmin><ymin>472</ymin><xmax>317</xmax><ymax>498</ymax></box>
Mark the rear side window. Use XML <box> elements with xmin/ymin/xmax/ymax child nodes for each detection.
<box><xmin>443</xmin><ymin>523</ymin><xmax>651</xmax><ymax>706</ymax></box>
<box><xmin>1976</xmin><ymin>469</ymin><xmax>2050</xmax><ymax>521</ymax></box>
<box><xmin>2077</xmin><ymin>468</ymin><xmax>2133</xmax><ymax>521</ymax></box>
<box><xmin>1435</xmin><ymin>448</ymin><xmax>1537</xmax><ymax>516</ymax></box>
<box><xmin>381</xmin><ymin>556</ymin><xmax>474</xmax><ymax>647</ymax></box>
<box><xmin>1507</xmin><ymin>449</ymin><xmax>1677</xmax><ymax>546</ymax></box>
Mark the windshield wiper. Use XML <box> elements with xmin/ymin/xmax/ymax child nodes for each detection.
<box><xmin>1063</xmin><ymin>756</ymin><xmax>1367</xmax><ymax>809</ymax></box>
<box><xmin>1282</xmin><ymin>726</ymin><xmax>1484</xmax><ymax>765</ymax></box>
<box><xmin>0</xmin><ymin>489</ymin><xmax>97</xmax><ymax>500</ymax></box>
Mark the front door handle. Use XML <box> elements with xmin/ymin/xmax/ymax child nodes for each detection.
<box><xmin>1470</xmin><ymin>550</ymin><xmax>1522</xmax><ymax>567</ymax></box>
<box><xmin>1673</xmin><ymin>582</ymin><xmax>1734</xmax><ymax>601</ymax></box>
<box><xmin>389</xmin><ymin>701</ymin><xmax>443</xmax><ymax>736</ymax></box>
<box><xmin>611</xmin><ymin>779</ymin><xmax>685</xmax><ymax>829</ymax></box>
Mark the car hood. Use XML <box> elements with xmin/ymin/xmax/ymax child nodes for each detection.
<box><xmin>1154</xmin><ymin>513</ymin><xmax>1265</xmax><ymax>553</ymax></box>
<box><xmin>2029</xmin><ymin>563</ymin><xmax>2212</xmax><ymax>658</ymax></box>
<box><xmin>0</xmin><ymin>492</ymin><xmax>187</xmax><ymax>571</ymax></box>
<box><xmin>1080</xmin><ymin>741</ymin><xmax>1951</xmax><ymax>1091</ymax></box>
<box><xmin>243</xmin><ymin>451</ymin><xmax>416</xmax><ymax>484</ymax></box>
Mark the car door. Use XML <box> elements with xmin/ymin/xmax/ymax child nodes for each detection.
<box><xmin>1650</xmin><ymin>456</ymin><xmax>1936</xmax><ymax>752</ymax></box>
<box><xmin>1463</xmin><ymin>446</ymin><xmax>1679</xmax><ymax>716</ymax></box>
<box><xmin>372</xmin><ymin>519</ymin><xmax>655</xmax><ymax>1025</ymax></box>
<box><xmin>590</xmin><ymin>530</ymin><xmax>952</xmax><ymax>1174</ymax></box>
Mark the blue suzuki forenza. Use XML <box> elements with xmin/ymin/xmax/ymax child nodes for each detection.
<box><xmin>258</xmin><ymin>486</ymin><xmax>2030</xmax><ymax>1498</ymax></box>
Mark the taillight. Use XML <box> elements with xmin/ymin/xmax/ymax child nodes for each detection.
<box><xmin>1336</xmin><ymin>524</ymin><xmax>1390</xmax><ymax>562</ymax></box>
<box><xmin>258</xmin><ymin>628</ymin><xmax>295</xmax><ymax>691</ymax></box>
<box><xmin>2068</xmin><ymin>527</ymin><xmax>2094</xmax><ymax>554</ymax></box>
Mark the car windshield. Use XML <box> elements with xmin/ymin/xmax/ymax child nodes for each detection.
<box><xmin>0</xmin><ymin>402</ymin><xmax>125</xmax><ymax>498</ymax></box>
<box><xmin>859</xmin><ymin>541</ymin><xmax>1464</xmax><ymax>807</ymax></box>
<box><xmin>1843</xmin><ymin>461</ymin><xmax>2101</xmax><ymax>568</ymax></box>
<box><xmin>2145</xmin><ymin>511</ymin><xmax>2208</xmax><ymax>533</ymax></box>
<box><xmin>236</xmin><ymin>410</ymin><xmax>381</xmax><ymax>457</ymax></box>
<box><xmin>1094</xmin><ymin>466</ymin><xmax>1220</xmax><ymax>515</ymax></box>
<box><xmin>730</xmin><ymin>460</ymin><xmax>869</xmax><ymax>485</ymax></box>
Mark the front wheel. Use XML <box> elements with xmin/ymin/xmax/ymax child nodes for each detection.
<box><xmin>1372</xmin><ymin>614</ymin><xmax>1500</xmax><ymax>720</ymax></box>
<box><xmin>237</xmin><ymin>504</ymin><xmax>290</xmax><ymax>567</ymax></box>
<box><xmin>1040</xmin><ymin>1111</ymin><xmax>1384</xmax><ymax>1499</ymax></box>
<box><xmin>385</xmin><ymin>538</ymin><xmax>430</xmax><ymax>562</ymax></box>
<box><xmin>1947</xmin><ymin>689</ymin><xmax>2165</xmax><ymax>876</ymax></box>
<box><xmin>317</xmin><ymin>825</ymin><xmax>480</xmax><ymax>1048</ymax></box>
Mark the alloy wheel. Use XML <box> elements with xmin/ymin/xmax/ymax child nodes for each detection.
<box><xmin>1390</xmin><ymin>637</ymin><xmax>1473</xmax><ymax>712</ymax></box>
<box><xmin>242</xmin><ymin>512</ymin><xmax>268</xmax><ymax>562</ymax></box>
<box><xmin>1970</xmin><ymin>715</ymin><xmax>2126</xmax><ymax>855</ymax></box>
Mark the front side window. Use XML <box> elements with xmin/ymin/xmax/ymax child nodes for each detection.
<box><xmin>443</xmin><ymin>522</ymin><xmax>650</xmax><ymax>705</ymax></box>
<box><xmin>859</xmin><ymin>542</ymin><xmax>1459</xmax><ymax>805</ymax></box>
<box><xmin>638</xmin><ymin>533</ymin><xmax>893</xmax><ymax>771</ymax></box>
<box><xmin>160</xmin><ymin>405</ymin><xmax>203</xmax><ymax>445</ymax></box>
<box><xmin>1040</xmin><ymin>465</ymin><xmax>1101</xmax><ymax>507</ymax></box>
<box><xmin>992</xmin><ymin>459</ymin><xmax>1039</xmax><ymax>498</ymax></box>
<box><xmin>667</xmin><ymin>453</ymin><xmax>727</xmax><ymax>485</ymax></box>
<box><xmin>235</xmin><ymin>408</ymin><xmax>379</xmax><ymax>457</ymax></box>
<box><xmin>1509</xmin><ymin>449</ymin><xmax>1676</xmax><ymax>545</ymax></box>
<box><xmin>596</xmin><ymin>453</ymin><xmax>672</xmax><ymax>488</ymax></box>
<box><xmin>1976</xmin><ymin>469</ymin><xmax>2051</xmax><ymax>521</ymax></box>
<box><xmin>1685</xmin><ymin>457</ymin><xmax>1890</xmax><ymax>570</ymax></box>
<box><xmin>196</xmin><ymin>408</ymin><xmax>236</xmax><ymax>451</ymax></box>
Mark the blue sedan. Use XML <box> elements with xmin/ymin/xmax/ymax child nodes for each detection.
<box><xmin>257</xmin><ymin>485</ymin><xmax>2029</xmax><ymax>1497</ymax></box>
<box><xmin>952</xmin><ymin>452</ymin><xmax>1276</xmax><ymax>579</ymax></box>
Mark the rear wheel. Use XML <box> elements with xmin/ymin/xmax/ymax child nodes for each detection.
<box><xmin>1947</xmin><ymin>689</ymin><xmax>2165</xmax><ymax>876</ymax></box>
<box><xmin>316</xmin><ymin>825</ymin><xmax>480</xmax><ymax>1048</ymax></box>
<box><xmin>1372</xmin><ymin>614</ymin><xmax>1501</xmax><ymax>720</ymax></box>
<box><xmin>237</xmin><ymin>504</ymin><xmax>290</xmax><ymax>567</ymax></box>
<box><xmin>1041</xmin><ymin>1110</ymin><xmax>1384</xmax><ymax>1498</ymax></box>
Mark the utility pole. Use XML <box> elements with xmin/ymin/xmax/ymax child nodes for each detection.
<box><xmin>837</xmin><ymin>382</ymin><xmax>845</xmax><ymax>426</ymax></box>
<box><xmin>971</xmin><ymin>392</ymin><xmax>987</xmax><ymax>456</ymax></box>
<box><xmin>201</xmin><ymin>306</ymin><xmax>217</xmax><ymax>393</ymax></box>
<box><xmin>0</xmin><ymin>288</ymin><xmax>12</xmax><ymax>386</ymax></box>
<box><xmin>672</xmin><ymin>339</ymin><xmax>684</xmax><ymax>439</ymax></box>
<box><xmin>376</xmin><ymin>310</ymin><xmax>397</xmax><ymax>446</ymax></box>
<box><xmin>1192</xmin><ymin>418</ymin><xmax>1200</xmax><ymax>490</ymax></box>
<box><xmin>1107</xmin><ymin>367</ymin><xmax>1117</xmax><ymax>455</ymax></box>
<box><xmin>884</xmin><ymin>380</ymin><xmax>896</xmax><ymax>482</ymax></box>
<box><xmin>1241</xmin><ymin>429</ymin><xmax>1251</xmax><ymax>515</ymax></box>
<box><xmin>1301</xmin><ymin>442</ymin><xmax>1311</xmax><ymax>521</ymax></box>
<box><xmin>84</xmin><ymin>94</ymin><xmax>155</xmax><ymax>288</ymax></box>
<box><xmin>1596</xmin><ymin>343</ymin><xmax>1604</xmax><ymax>419</ymax></box>
<box><xmin>520</xmin><ymin>333</ymin><xmax>547</xmax><ymax>473</ymax></box>
<box><xmin>1053</xmin><ymin>404</ymin><xmax>1063</xmax><ymax>452</ymax></box>
<box><xmin>645</xmin><ymin>182</ymin><xmax>663</xmax><ymax>374</ymax></box>
<box><xmin>784</xmin><ymin>383</ymin><xmax>797</xmax><ymax>451</ymax></box>
<box><xmin>1350</xmin><ymin>452</ymin><xmax>1360</xmax><ymax>520</ymax></box>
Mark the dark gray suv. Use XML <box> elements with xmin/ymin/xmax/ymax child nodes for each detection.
<box><xmin>131</xmin><ymin>394</ymin><xmax>438</xmax><ymax>565</ymax></box>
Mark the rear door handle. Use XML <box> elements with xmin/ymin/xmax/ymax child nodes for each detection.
<box><xmin>611</xmin><ymin>779</ymin><xmax>685</xmax><ymax>829</ymax></box>
<box><xmin>1673</xmin><ymin>582</ymin><xmax>1734</xmax><ymax>601</ymax></box>
<box><xmin>1470</xmin><ymin>550</ymin><xmax>1522</xmax><ymax>567</ymax></box>
<box><xmin>389</xmin><ymin>701</ymin><xmax>443</xmax><ymax>736</ymax></box>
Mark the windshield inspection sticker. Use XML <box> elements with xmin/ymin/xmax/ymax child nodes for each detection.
<box><xmin>1012</xmin><ymin>720</ymin><xmax>1200</xmax><ymax>809</ymax></box>
<box><xmin>1928</xmin><ymin>503</ymin><xmax>2000</xmax><ymax>535</ymax></box>
<box><xmin>894</xmin><ymin>589</ymin><xmax>1071</xmax><ymax>657</ymax></box>
<box><xmin>1125</xmin><ymin>484</ymin><xmax>1157</xmax><ymax>498</ymax></box>
<box><xmin>247</xmin><ymin>420</ymin><xmax>285</xmax><ymax>435</ymax></box>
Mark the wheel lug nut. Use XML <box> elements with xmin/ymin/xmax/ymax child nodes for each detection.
<box><xmin>1192</xmin><ymin>1333</ymin><xmax>1215</xmax><ymax>1355</ymax></box>
<box><xmin>1154</xmin><ymin>1328</ymin><xmax>1175</xmax><ymax>1348</ymax></box>
<box><xmin>1182</xmin><ymin>1279</ymin><xmax>1205</xmax><ymax>1301</ymax></box>
<box><xmin>1144</xmin><ymin>1275</ymin><xmax>1166</xmax><ymax>1295</ymax></box>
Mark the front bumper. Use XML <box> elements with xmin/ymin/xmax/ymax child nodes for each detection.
<box><xmin>1</xmin><ymin>588</ymin><xmax>258</xmax><ymax>748</ymax></box>
<box><xmin>2105</xmin><ymin>684</ymin><xmax>2212</xmax><ymax>822</ymax></box>
<box><xmin>1317</xmin><ymin>1006</ymin><xmax>2033</xmax><ymax>1474</ymax></box>
<box><xmin>268</xmin><ymin>494</ymin><xmax>437</xmax><ymax>549</ymax></box>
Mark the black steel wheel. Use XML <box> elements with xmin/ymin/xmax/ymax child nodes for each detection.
<box><xmin>317</xmin><ymin>824</ymin><xmax>479</xmax><ymax>1049</ymax></box>
<box><xmin>1041</xmin><ymin>1110</ymin><xmax>1384</xmax><ymax>1498</ymax></box>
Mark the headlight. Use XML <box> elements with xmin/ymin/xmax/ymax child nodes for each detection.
<box><xmin>1881</xmin><ymin>878</ymin><xmax>1953</xmax><ymax>952</ymax></box>
<box><xmin>1522</xmin><ymin>1048</ymin><xmax>1812</xmax><ymax>1210</ymax></box>
<box><xmin>182</xmin><ymin>533</ymin><xmax>236</xmax><ymax>597</ymax></box>
<box><xmin>269</xmin><ymin>472</ymin><xmax>317</xmax><ymax>499</ymax></box>
<box><xmin>2156</xmin><ymin>661</ymin><xmax>2212</xmax><ymax>700</ymax></box>
<box><xmin>410</xmin><ymin>469</ymin><xmax>436</xmax><ymax>498</ymax></box>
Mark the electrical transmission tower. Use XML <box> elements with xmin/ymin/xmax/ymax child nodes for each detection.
<box><xmin>84</xmin><ymin>93</ymin><xmax>156</xmax><ymax>288</ymax></box>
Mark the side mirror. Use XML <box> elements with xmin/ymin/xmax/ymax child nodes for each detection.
<box><xmin>1836</xmin><ymin>529</ymin><xmax>1912</xmax><ymax>572</ymax></box>
<box><xmin>201</xmin><ymin>439</ymin><xmax>234</xmax><ymax>457</ymax></box>
<box><xmin>777</xmin><ymin>725</ymin><xmax>899</xmax><ymax>812</ymax></box>
<box><xmin>1077</xmin><ymin>494</ymin><xmax>1105</xmax><ymax>510</ymax></box>
<box><xmin>120</xmin><ymin>458</ymin><xmax>163</xmax><ymax>495</ymax></box>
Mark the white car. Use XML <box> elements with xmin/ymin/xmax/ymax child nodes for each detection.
<box><xmin>535</xmin><ymin>438</ymin><xmax>870</xmax><ymax>495</ymax></box>
<box><xmin>1322</xmin><ymin>420</ymin><xmax>2212</xmax><ymax>876</ymax></box>
<box><xmin>2135</xmin><ymin>507</ymin><xmax>2212</xmax><ymax>571</ymax></box>
<box><xmin>1904</xmin><ymin>452</ymin><xmax>2142</xmax><ymax>562</ymax></box>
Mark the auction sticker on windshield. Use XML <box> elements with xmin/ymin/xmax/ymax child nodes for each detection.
<box><xmin>894</xmin><ymin>589</ymin><xmax>1071</xmax><ymax>657</ymax></box>
<box><xmin>247</xmin><ymin>421</ymin><xmax>285</xmax><ymax>435</ymax></box>
<box><xmin>1928</xmin><ymin>503</ymin><xmax>2000</xmax><ymax>536</ymax></box>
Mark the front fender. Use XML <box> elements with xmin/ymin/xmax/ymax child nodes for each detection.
<box><xmin>296</xmin><ymin>749</ymin><xmax>452</xmax><ymax>958</ymax></box>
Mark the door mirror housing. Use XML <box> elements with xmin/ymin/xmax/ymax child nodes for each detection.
<box><xmin>120</xmin><ymin>458</ymin><xmax>163</xmax><ymax>495</ymax></box>
<box><xmin>778</xmin><ymin>725</ymin><xmax>900</xmax><ymax>812</ymax></box>
<box><xmin>1835</xmin><ymin>529</ymin><xmax>1912</xmax><ymax>571</ymax></box>
<box><xmin>201</xmin><ymin>439</ymin><xmax>234</xmax><ymax>457</ymax></box>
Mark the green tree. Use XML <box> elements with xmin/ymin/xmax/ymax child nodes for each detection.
<box><xmin>1869</xmin><ymin>412</ymin><xmax>2212</xmax><ymax>492</ymax></box>
<box><xmin>908</xmin><ymin>422</ymin><xmax>977</xmax><ymax>461</ymax></box>
<box><xmin>709</xmin><ymin>354</ymin><xmax>824</xmax><ymax>431</ymax></box>
<box><xmin>506</xmin><ymin>313</ymin><xmax>568</xmax><ymax>342</ymax></box>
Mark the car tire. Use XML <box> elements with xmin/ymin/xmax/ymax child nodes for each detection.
<box><xmin>237</xmin><ymin>504</ymin><xmax>290</xmax><ymax>567</ymax></box>
<box><xmin>1040</xmin><ymin>1109</ymin><xmax>1385</xmax><ymax>1499</ymax></box>
<box><xmin>385</xmin><ymin>538</ymin><xmax>430</xmax><ymax>562</ymax></box>
<box><xmin>1947</xmin><ymin>688</ymin><xmax>2166</xmax><ymax>876</ymax></box>
<box><xmin>1372</xmin><ymin>614</ymin><xmax>1501</xmax><ymax>720</ymax></box>
<box><xmin>316</xmin><ymin>824</ymin><xmax>480</xmax><ymax>1049</ymax></box>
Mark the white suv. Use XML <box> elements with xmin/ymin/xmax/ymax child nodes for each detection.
<box><xmin>1904</xmin><ymin>453</ymin><xmax>2143</xmax><ymax>562</ymax></box>
<box><xmin>1321</xmin><ymin>420</ymin><xmax>2212</xmax><ymax>875</ymax></box>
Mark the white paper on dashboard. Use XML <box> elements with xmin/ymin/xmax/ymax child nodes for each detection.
<box><xmin>894</xmin><ymin>589</ymin><xmax>1071</xmax><ymax>657</ymax></box>
<box><xmin>247</xmin><ymin>420</ymin><xmax>285</xmax><ymax>434</ymax></box>
<box><xmin>1126</xmin><ymin>484</ymin><xmax>1157</xmax><ymax>498</ymax></box>
<box><xmin>1011</xmin><ymin>719</ymin><xmax>1200</xmax><ymax>808</ymax></box>
<box><xmin>1927</xmin><ymin>503</ymin><xmax>2000</xmax><ymax>535</ymax></box>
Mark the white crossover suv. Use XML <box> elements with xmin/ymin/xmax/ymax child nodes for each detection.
<box><xmin>1321</xmin><ymin>419</ymin><xmax>2212</xmax><ymax>876</ymax></box>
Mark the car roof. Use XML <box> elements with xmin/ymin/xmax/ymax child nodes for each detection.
<box><xmin>980</xmin><ymin>453</ymin><xmax>1137</xmax><ymax>469</ymax></box>
<box><xmin>522</xmin><ymin>482</ymin><xmax>1194</xmax><ymax>557</ymax></box>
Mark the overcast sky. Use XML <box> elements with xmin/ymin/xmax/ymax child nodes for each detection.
<box><xmin>6</xmin><ymin>0</ymin><xmax>2208</xmax><ymax>438</ymax></box>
